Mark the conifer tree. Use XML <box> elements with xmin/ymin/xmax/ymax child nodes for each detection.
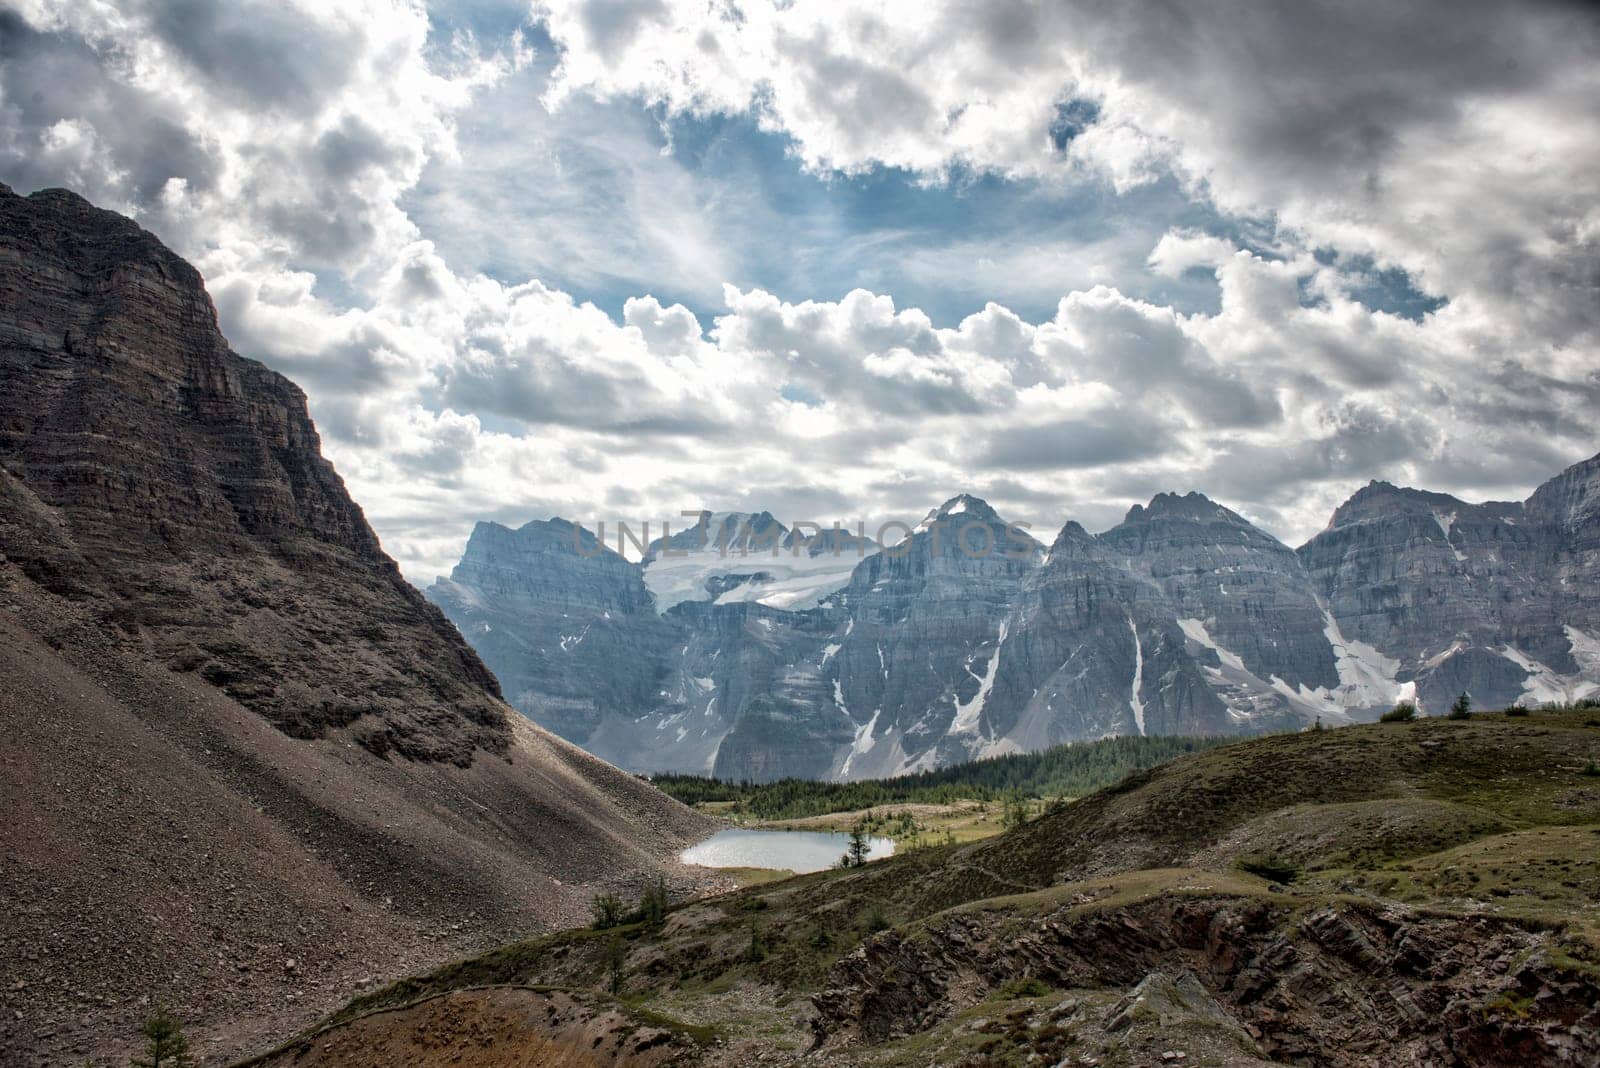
<box><xmin>604</xmin><ymin>935</ymin><xmax>626</xmax><ymax>995</ymax></box>
<box><xmin>131</xmin><ymin>1011</ymin><xmax>190</xmax><ymax>1068</ymax></box>
<box><xmin>844</xmin><ymin>821</ymin><xmax>871</xmax><ymax>867</ymax></box>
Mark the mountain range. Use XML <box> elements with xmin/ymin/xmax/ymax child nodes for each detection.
<box><xmin>429</xmin><ymin>459</ymin><xmax>1600</xmax><ymax>781</ymax></box>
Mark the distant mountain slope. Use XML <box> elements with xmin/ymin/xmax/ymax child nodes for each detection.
<box><xmin>1300</xmin><ymin>466</ymin><xmax>1600</xmax><ymax>710</ymax></box>
<box><xmin>0</xmin><ymin>183</ymin><xmax>711</xmax><ymax>1067</ymax></box>
<box><xmin>434</xmin><ymin>453</ymin><xmax>1600</xmax><ymax>781</ymax></box>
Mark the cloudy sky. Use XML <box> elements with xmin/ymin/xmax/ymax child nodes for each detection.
<box><xmin>3</xmin><ymin>1</ymin><xmax>1598</xmax><ymax>581</ymax></box>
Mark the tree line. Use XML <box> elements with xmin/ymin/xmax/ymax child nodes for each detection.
<box><xmin>648</xmin><ymin>733</ymin><xmax>1233</xmax><ymax>819</ymax></box>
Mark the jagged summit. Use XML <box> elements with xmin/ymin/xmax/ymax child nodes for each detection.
<box><xmin>1527</xmin><ymin>450</ymin><xmax>1600</xmax><ymax>540</ymax></box>
<box><xmin>1122</xmin><ymin>490</ymin><xmax>1252</xmax><ymax>527</ymax></box>
<box><xmin>936</xmin><ymin>492</ymin><xmax>999</xmax><ymax>518</ymax></box>
<box><xmin>1324</xmin><ymin>479</ymin><xmax>1520</xmax><ymax>529</ymax></box>
<box><xmin>1050</xmin><ymin>519</ymin><xmax>1095</xmax><ymax>547</ymax></box>
<box><xmin>915</xmin><ymin>492</ymin><xmax>1004</xmax><ymax>528</ymax></box>
<box><xmin>1108</xmin><ymin>491</ymin><xmax>1289</xmax><ymax>558</ymax></box>
<box><xmin>643</xmin><ymin>510</ymin><xmax>789</xmax><ymax>561</ymax></box>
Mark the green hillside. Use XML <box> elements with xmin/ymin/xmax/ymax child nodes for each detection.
<box><xmin>250</xmin><ymin>706</ymin><xmax>1600</xmax><ymax>1067</ymax></box>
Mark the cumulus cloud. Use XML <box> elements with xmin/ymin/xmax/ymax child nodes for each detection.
<box><xmin>2</xmin><ymin>0</ymin><xmax>521</xmax><ymax>272</ymax></box>
<box><xmin>1</xmin><ymin>0</ymin><xmax>1595</xmax><ymax>584</ymax></box>
<box><xmin>535</xmin><ymin>0</ymin><xmax>1600</xmax><ymax>342</ymax></box>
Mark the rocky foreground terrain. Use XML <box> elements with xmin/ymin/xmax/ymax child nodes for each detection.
<box><xmin>432</xmin><ymin>463</ymin><xmax>1600</xmax><ymax>782</ymax></box>
<box><xmin>0</xmin><ymin>184</ymin><xmax>712</xmax><ymax>1066</ymax></box>
<box><xmin>249</xmin><ymin>706</ymin><xmax>1600</xmax><ymax>1066</ymax></box>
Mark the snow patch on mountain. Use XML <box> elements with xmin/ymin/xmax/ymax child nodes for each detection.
<box><xmin>1566</xmin><ymin>626</ymin><xmax>1600</xmax><ymax>676</ymax></box>
<box><xmin>1501</xmin><ymin>642</ymin><xmax>1600</xmax><ymax>706</ymax></box>
<box><xmin>643</xmin><ymin>540</ymin><xmax>873</xmax><ymax>612</ymax></box>
<box><xmin>838</xmin><ymin>709</ymin><xmax>880</xmax><ymax>777</ymax></box>
<box><xmin>1317</xmin><ymin>611</ymin><xmax>1404</xmax><ymax>708</ymax></box>
<box><xmin>951</xmin><ymin>621</ymin><xmax>1007</xmax><ymax>735</ymax></box>
<box><xmin>1128</xmin><ymin>616</ymin><xmax>1147</xmax><ymax>736</ymax></box>
<box><xmin>1176</xmin><ymin>617</ymin><xmax>1247</xmax><ymax>671</ymax></box>
<box><xmin>1432</xmin><ymin>510</ymin><xmax>1467</xmax><ymax>561</ymax></box>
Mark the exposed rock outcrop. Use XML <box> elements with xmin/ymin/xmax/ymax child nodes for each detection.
<box><xmin>1299</xmin><ymin>465</ymin><xmax>1600</xmax><ymax>710</ymax></box>
<box><xmin>428</xmin><ymin>519</ymin><xmax>677</xmax><ymax>743</ymax></box>
<box><xmin>812</xmin><ymin>892</ymin><xmax>1600</xmax><ymax>1067</ymax></box>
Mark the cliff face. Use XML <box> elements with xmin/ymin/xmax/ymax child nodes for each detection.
<box><xmin>1298</xmin><ymin>465</ymin><xmax>1598</xmax><ymax>710</ymax></box>
<box><xmin>1101</xmin><ymin>492</ymin><xmax>1340</xmax><ymax>693</ymax></box>
<box><xmin>0</xmin><ymin>185</ymin><xmax>712</xmax><ymax>1067</ymax></box>
<box><xmin>984</xmin><ymin>521</ymin><xmax>1232</xmax><ymax>750</ymax></box>
<box><xmin>428</xmin><ymin>519</ymin><xmax>678</xmax><ymax>743</ymax></box>
<box><xmin>821</xmin><ymin>495</ymin><xmax>1045</xmax><ymax>776</ymax></box>
<box><xmin>0</xmin><ymin>183</ymin><xmax>505</xmax><ymax>764</ymax></box>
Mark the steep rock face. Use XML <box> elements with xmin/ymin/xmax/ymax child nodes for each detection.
<box><xmin>984</xmin><ymin>522</ymin><xmax>1232</xmax><ymax>750</ymax></box>
<box><xmin>1101</xmin><ymin>492</ymin><xmax>1339</xmax><ymax>692</ymax></box>
<box><xmin>1299</xmin><ymin>461</ymin><xmax>1600</xmax><ymax>711</ymax></box>
<box><xmin>1297</xmin><ymin>483</ymin><xmax>1540</xmax><ymax>663</ymax></box>
<box><xmin>823</xmin><ymin>495</ymin><xmax>1044</xmax><ymax>775</ymax></box>
<box><xmin>0</xmin><ymin>182</ymin><xmax>504</xmax><ymax>764</ymax></box>
<box><xmin>976</xmin><ymin>498</ymin><xmax>1336</xmax><ymax>759</ymax></box>
<box><xmin>1526</xmin><ymin>452</ymin><xmax>1600</xmax><ymax>639</ymax></box>
<box><xmin>1526</xmin><ymin>451</ymin><xmax>1600</xmax><ymax>546</ymax></box>
<box><xmin>428</xmin><ymin>519</ymin><xmax>676</xmax><ymax>742</ymax></box>
<box><xmin>0</xmin><ymin>185</ymin><xmax>712</xmax><ymax>1066</ymax></box>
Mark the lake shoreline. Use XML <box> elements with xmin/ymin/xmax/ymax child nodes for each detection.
<box><xmin>679</xmin><ymin>827</ymin><xmax>895</xmax><ymax>875</ymax></box>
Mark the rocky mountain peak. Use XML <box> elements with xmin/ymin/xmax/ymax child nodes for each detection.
<box><xmin>1042</xmin><ymin>519</ymin><xmax>1100</xmax><ymax>561</ymax></box>
<box><xmin>512</xmin><ymin>516</ymin><xmax>611</xmax><ymax>555</ymax></box>
<box><xmin>0</xmin><ymin>186</ymin><xmax>211</xmax><ymax>336</ymax></box>
<box><xmin>1052</xmin><ymin>519</ymin><xmax>1094</xmax><ymax>545</ymax></box>
<box><xmin>644</xmin><ymin>510</ymin><xmax>789</xmax><ymax>561</ymax></box>
<box><xmin>1327</xmin><ymin>480</ymin><xmax>1469</xmax><ymax>526</ymax></box>
<box><xmin>1323</xmin><ymin>480</ymin><xmax>1529</xmax><ymax>533</ymax></box>
<box><xmin>1526</xmin><ymin>450</ymin><xmax>1600</xmax><ymax>540</ymax></box>
<box><xmin>1109</xmin><ymin>491</ymin><xmax>1288</xmax><ymax>556</ymax></box>
<box><xmin>927</xmin><ymin>493</ymin><xmax>1001</xmax><ymax>524</ymax></box>
<box><xmin>459</xmin><ymin>516</ymin><xmax>616</xmax><ymax>565</ymax></box>
<box><xmin>445</xmin><ymin>517</ymin><xmax>647</xmax><ymax>614</ymax></box>
<box><xmin>1123</xmin><ymin>490</ymin><xmax>1246</xmax><ymax>526</ymax></box>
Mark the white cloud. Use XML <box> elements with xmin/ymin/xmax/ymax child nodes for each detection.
<box><xmin>534</xmin><ymin>0</ymin><xmax>1600</xmax><ymax>345</ymax></box>
<box><xmin>2</xmin><ymin>0</ymin><xmax>1595</xmax><ymax>586</ymax></box>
